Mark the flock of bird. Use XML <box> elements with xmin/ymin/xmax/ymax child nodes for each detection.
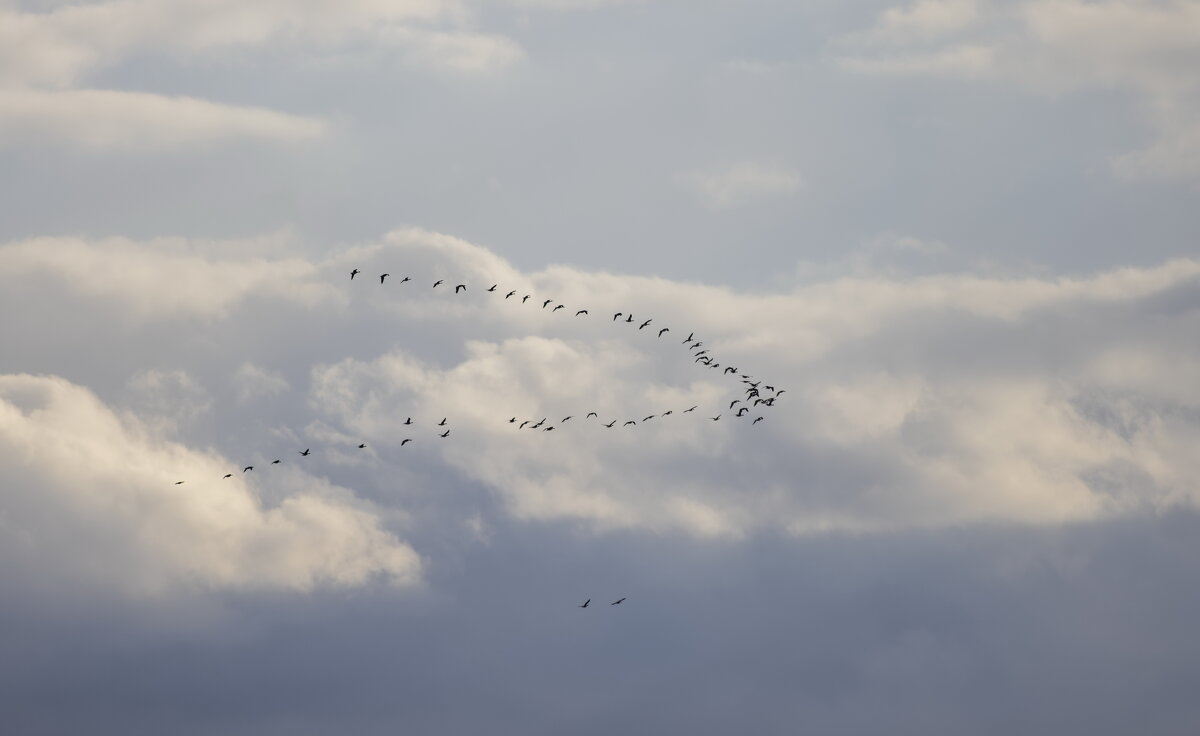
<box><xmin>170</xmin><ymin>267</ymin><xmax>785</xmax><ymax>491</ymax></box>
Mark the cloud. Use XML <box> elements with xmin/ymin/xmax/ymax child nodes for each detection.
<box><xmin>0</xmin><ymin>373</ymin><xmax>421</xmax><ymax>596</ymax></box>
<box><xmin>684</xmin><ymin>161</ymin><xmax>804</xmax><ymax>208</ymax></box>
<box><xmin>4</xmin><ymin>228</ymin><xmax>1199</xmax><ymax>543</ymax></box>
<box><xmin>832</xmin><ymin>0</ymin><xmax>1200</xmax><ymax>180</ymax></box>
<box><xmin>0</xmin><ymin>88</ymin><xmax>325</xmax><ymax>149</ymax></box>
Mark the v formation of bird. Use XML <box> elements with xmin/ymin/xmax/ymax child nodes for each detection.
<box><xmin>171</xmin><ymin>268</ymin><xmax>785</xmax><ymax>518</ymax></box>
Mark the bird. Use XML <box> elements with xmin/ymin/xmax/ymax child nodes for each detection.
<box><xmin>579</xmin><ymin>599</ymin><xmax>590</xmax><ymax>608</ymax></box>
<box><xmin>357</xmin><ymin>443</ymin><xmax>367</xmax><ymax>449</ymax></box>
<box><xmin>684</xmin><ymin>405</ymin><xmax>698</xmax><ymax>412</ymax></box>
<box><xmin>724</xmin><ymin>367</ymin><xmax>736</xmax><ymax>375</ymax></box>
<box><xmin>543</xmin><ymin>426</ymin><xmax>555</xmax><ymax>432</ymax></box>
<box><xmin>658</xmin><ymin>327</ymin><xmax>669</xmax><ymax>337</ymax></box>
<box><xmin>505</xmin><ymin>290</ymin><xmax>516</xmax><ymax>299</ymax></box>
<box><xmin>639</xmin><ymin>319</ymin><xmax>651</xmax><ymax>329</ymax></box>
<box><xmin>737</xmin><ymin>407</ymin><xmax>749</xmax><ymax>417</ymax></box>
<box><xmin>487</xmin><ymin>284</ymin><xmax>497</xmax><ymax>292</ymax></box>
<box><xmin>576</xmin><ymin>310</ymin><xmax>588</xmax><ymax>316</ymax></box>
<box><xmin>587</xmin><ymin>412</ymin><xmax>598</xmax><ymax>418</ymax></box>
<box><xmin>455</xmin><ymin>284</ymin><xmax>466</xmax><ymax>293</ymax></box>
<box><xmin>401</xmin><ymin>438</ymin><xmax>413</xmax><ymax>445</ymax></box>
<box><xmin>624</xmin><ymin>420</ymin><xmax>637</xmax><ymax>426</ymax></box>
<box><xmin>399</xmin><ymin>276</ymin><xmax>410</xmax><ymax>284</ymax></box>
<box><xmin>433</xmin><ymin>279</ymin><xmax>444</xmax><ymax>288</ymax></box>
<box><xmin>712</xmin><ymin>415</ymin><xmax>721</xmax><ymax>421</ymax></box>
<box><xmin>244</xmin><ymin>466</ymin><xmax>254</xmax><ymax>472</ymax></box>
<box><xmin>682</xmin><ymin>332</ymin><xmax>694</xmax><ymax>343</ymax></box>
<box><xmin>753</xmin><ymin>417</ymin><xmax>764</xmax><ymax>425</ymax></box>
<box><xmin>522</xmin><ymin>295</ymin><xmax>531</xmax><ymax>303</ymax></box>
<box><xmin>404</xmin><ymin>417</ymin><xmax>413</xmax><ymax>425</ymax></box>
<box><xmin>625</xmin><ymin>315</ymin><xmax>633</xmax><ymax>323</ymax></box>
<box><xmin>271</xmin><ymin>459</ymin><xmax>281</xmax><ymax>464</ymax></box>
<box><xmin>611</xmin><ymin>598</ymin><xmax>626</xmax><ymax>605</ymax></box>
<box><xmin>223</xmin><ymin>473</ymin><xmax>232</xmax><ymax>479</ymax></box>
<box><xmin>776</xmin><ymin>389</ymin><xmax>786</xmax><ymax>397</ymax></box>
<box><xmin>438</xmin><ymin>418</ymin><xmax>447</xmax><ymax>426</ymax></box>
<box><xmin>695</xmin><ymin>350</ymin><xmax>708</xmax><ymax>357</ymax></box>
<box><xmin>552</xmin><ymin>304</ymin><xmax>564</xmax><ymax>312</ymax></box>
<box><xmin>300</xmin><ymin>449</ymin><xmax>310</xmax><ymax>456</ymax></box>
<box><xmin>643</xmin><ymin>415</ymin><xmax>655</xmax><ymax>422</ymax></box>
<box><xmin>662</xmin><ymin>410</ymin><xmax>673</xmax><ymax>416</ymax></box>
<box><xmin>764</xmin><ymin>385</ymin><xmax>775</xmax><ymax>392</ymax></box>
<box><xmin>613</xmin><ymin>312</ymin><xmax>623</xmax><ymax>321</ymax></box>
<box><xmin>440</xmin><ymin>430</ymin><xmax>450</xmax><ymax>438</ymax></box>
<box><xmin>562</xmin><ymin>416</ymin><xmax>573</xmax><ymax>422</ymax></box>
<box><xmin>519</xmin><ymin>421</ymin><xmax>530</xmax><ymax>429</ymax></box>
<box><xmin>730</xmin><ymin>400</ymin><xmax>741</xmax><ymax>409</ymax></box>
<box><xmin>174</xmin><ymin>481</ymin><xmax>184</xmax><ymax>485</ymax></box>
<box><xmin>350</xmin><ymin>269</ymin><xmax>360</xmax><ymax>280</ymax></box>
<box><xmin>542</xmin><ymin>299</ymin><xmax>552</xmax><ymax>309</ymax></box>
<box><xmin>509</xmin><ymin>417</ymin><xmax>517</xmax><ymax>423</ymax></box>
<box><xmin>380</xmin><ymin>273</ymin><xmax>389</xmax><ymax>284</ymax></box>
<box><xmin>604</xmin><ymin>421</ymin><xmax>616</xmax><ymax>428</ymax></box>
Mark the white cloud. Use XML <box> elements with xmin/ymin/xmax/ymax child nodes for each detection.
<box><xmin>0</xmin><ymin>373</ymin><xmax>421</xmax><ymax>596</ymax></box>
<box><xmin>234</xmin><ymin>363</ymin><xmax>291</xmax><ymax>404</ymax></box>
<box><xmin>684</xmin><ymin>161</ymin><xmax>803</xmax><ymax>208</ymax></box>
<box><xmin>833</xmin><ymin>0</ymin><xmax>1200</xmax><ymax>179</ymax></box>
<box><xmin>5</xmin><ymin>228</ymin><xmax>1200</xmax><ymax>542</ymax></box>
<box><xmin>0</xmin><ymin>88</ymin><xmax>325</xmax><ymax>149</ymax></box>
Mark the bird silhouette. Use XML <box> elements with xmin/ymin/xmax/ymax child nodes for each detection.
<box><xmin>658</xmin><ymin>327</ymin><xmax>669</xmax><ymax>337</ymax></box>
<box><xmin>604</xmin><ymin>421</ymin><xmax>616</xmax><ymax>428</ymax></box>
<box><xmin>519</xmin><ymin>421</ymin><xmax>530</xmax><ymax>429</ymax></box>
<box><xmin>684</xmin><ymin>405</ymin><xmax>698</xmax><ymax>412</ymax></box>
<box><xmin>487</xmin><ymin>284</ymin><xmax>497</xmax><ymax>292</ymax></box>
<box><xmin>438</xmin><ymin>418</ymin><xmax>447</xmax><ymax>426</ymax></box>
<box><xmin>522</xmin><ymin>295</ymin><xmax>531</xmax><ymax>303</ymax></box>
<box><xmin>404</xmin><ymin>417</ymin><xmax>413</xmax><ymax>425</ymax></box>
<box><xmin>624</xmin><ymin>420</ymin><xmax>637</xmax><ymax>427</ymax></box>
<box><xmin>730</xmin><ymin>400</ymin><xmax>741</xmax><ymax>409</ymax></box>
<box><xmin>611</xmin><ymin>598</ymin><xmax>626</xmax><ymax>605</ymax></box>
<box><xmin>271</xmin><ymin>459</ymin><xmax>281</xmax><ymax>464</ymax></box>
<box><xmin>579</xmin><ymin>599</ymin><xmax>590</xmax><ymax>608</ymax></box>
<box><xmin>643</xmin><ymin>415</ymin><xmax>655</xmax><ymax>422</ymax></box>
<box><xmin>380</xmin><ymin>273</ymin><xmax>389</xmax><ymax>284</ymax></box>
<box><xmin>357</xmin><ymin>443</ymin><xmax>367</xmax><ymax>449</ymax></box>
<box><xmin>712</xmin><ymin>415</ymin><xmax>721</xmax><ymax>421</ymax></box>
<box><xmin>400</xmin><ymin>276</ymin><xmax>410</xmax><ymax>284</ymax></box>
<box><xmin>350</xmin><ymin>269</ymin><xmax>360</xmax><ymax>280</ymax></box>
<box><xmin>223</xmin><ymin>473</ymin><xmax>232</xmax><ymax>479</ymax></box>
<box><xmin>737</xmin><ymin>407</ymin><xmax>749</xmax><ymax>417</ymax></box>
<box><xmin>682</xmin><ymin>332</ymin><xmax>694</xmax><ymax>343</ymax></box>
<box><xmin>613</xmin><ymin>312</ymin><xmax>622</xmax><ymax>321</ymax></box>
<box><xmin>625</xmin><ymin>315</ymin><xmax>633</xmax><ymax>323</ymax></box>
<box><xmin>562</xmin><ymin>416</ymin><xmax>573</xmax><ymax>422</ymax></box>
<box><xmin>455</xmin><ymin>284</ymin><xmax>466</xmax><ymax>293</ymax></box>
<box><xmin>753</xmin><ymin>417</ymin><xmax>764</xmax><ymax>425</ymax></box>
<box><xmin>552</xmin><ymin>304</ymin><xmax>564</xmax><ymax>312</ymax></box>
<box><xmin>724</xmin><ymin>367</ymin><xmax>736</xmax><ymax>375</ymax></box>
<box><xmin>433</xmin><ymin>280</ymin><xmax>444</xmax><ymax>288</ymax></box>
<box><xmin>775</xmin><ymin>389</ymin><xmax>786</xmax><ymax>396</ymax></box>
<box><xmin>639</xmin><ymin>319</ymin><xmax>651</xmax><ymax>329</ymax></box>
<box><xmin>587</xmin><ymin>412</ymin><xmax>598</xmax><ymax>418</ymax></box>
<box><xmin>401</xmin><ymin>438</ymin><xmax>413</xmax><ymax>445</ymax></box>
<box><xmin>576</xmin><ymin>310</ymin><xmax>588</xmax><ymax>316</ymax></box>
<box><xmin>505</xmin><ymin>290</ymin><xmax>516</xmax><ymax>299</ymax></box>
<box><xmin>509</xmin><ymin>417</ymin><xmax>517</xmax><ymax>423</ymax></box>
<box><xmin>662</xmin><ymin>410</ymin><xmax>673</xmax><ymax>416</ymax></box>
<box><xmin>174</xmin><ymin>481</ymin><xmax>184</xmax><ymax>485</ymax></box>
<box><xmin>244</xmin><ymin>466</ymin><xmax>253</xmax><ymax>472</ymax></box>
<box><xmin>440</xmin><ymin>430</ymin><xmax>450</xmax><ymax>438</ymax></box>
<box><xmin>543</xmin><ymin>426</ymin><xmax>555</xmax><ymax>432</ymax></box>
<box><xmin>300</xmin><ymin>449</ymin><xmax>310</xmax><ymax>456</ymax></box>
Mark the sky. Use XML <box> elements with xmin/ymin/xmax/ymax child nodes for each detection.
<box><xmin>1</xmin><ymin>0</ymin><xmax>1199</xmax><ymax>732</ymax></box>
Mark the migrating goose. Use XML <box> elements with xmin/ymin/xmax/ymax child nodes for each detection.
<box><xmin>401</xmin><ymin>438</ymin><xmax>413</xmax><ymax>445</ymax></box>
<box><xmin>684</xmin><ymin>405</ymin><xmax>698</xmax><ymax>413</ymax></box>
<box><xmin>487</xmin><ymin>284</ymin><xmax>497</xmax><ymax>292</ymax></box>
<box><xmin>587</xmin><ymin>412</ymin><xmax>598</xmax><ymax>418</ymax></box>
<box><xmin>552</xmin><ymin>304</ymin><xmax>564</xmax><ymax>312</ymax></box>
<box><xmin>244</xmin><ymin>466</ymin><xmax>254</xmax><ymax>472</ymax></box>
<box><xmin>624</xmin><ymin>420</ymin><xmax>637</xmax><ymax>427</ymax></box>
<box><xmin>380</xmin><ymin>273</ymin><xmax>389</xmax><ymax>284</ymax></box>
<box><xmin>639</xmin><ymin>319</ymin><xmax>652</xmax><ymax>330</ymax></box>
<box><xmin>455</xmin><ymin>284</ymin><xmax>466</xmax><ymax>293</ymax></box>
<box><xmin>438</xmin><ymin>418</ymin><xmax>447</xmax><ymax>426</ymax></box>
<box><xmin>350</xmin><ymin>269</ymin><xmax>360</xmax><ymax>280</ymax></box>
<box><xmin>400</xmin><ymin>276</ymin><xmax>411</xmax><ymax>284</ymax></box>
<box><xmin>611</xmin><ymin>598</ymin><xmax>626</xmax><ymax>605</ymax></box>
<box><xmin>505</xmin><ymin>291</ymin><xmax>516</xmax><ymax>299</ymax></box>
<box><xmin>613</xmin><ymin>312</ymin><xmax>623</xmax><ymax>321</ymax></box>
<box><xmin>542</xmin><ymin>299</ymin><xmax>553</xmax><ymax>309</ymax></box>
<box><xmin>682</xmin><ymin>332</ymin><xmax>694</xmax><ymax>343</ymax></box>
<box><xmin>271</xmin><ymin>459</ymin><xmax>281</xmax><ymax>464</ymax></box>
<box><xmin>404</xmin><ymin>417</ymin><xmax>413</xmax><ymax>425</ymax></box>
<box><xmin>223</xmin><ymin>473</ymin><xmax>233</xmax><ymax>479</ymax></box>
<box><xmin>440</xmin><ymin>430</ymin><xmax>450</xmax><ymax>438</ymax></box>
<box><xmin>561</xmin><ymin>416</ymin><xmax>573</xmax><ymax>422</ymax></box>
<box><xmin>433</xmin><ymin>279</ymin><xmax>444</xmax><ymax>288</ymax></box>
<box><xmin>625</xmin><ymin>315</ymin><xmax>633</xmax><ymax>323</ymax></box>
<box><xmin>522</xmin><ymin>295</ymin><xmax>531</xmax><ymax>303</ymax></box>
<box><xmin>604</xmin><ymin>421</ymin><xmax>616</xmax><ymax>428</ymax></box>
<box><xmin>658</xmin><ymin>327</ymin><xmax>669</xmax><ymax>337</ymax></box>
<box><xmin>643</xmin><ymin>415</ymin><xmax>655</xmax><ymax>422</ymax></box>
<box><xmin>576</xmin><ymin>310</ymin><xmax>588</xmax><ymax>316</ymax></box>
<box><xmin>519</xmin><ymin>420</ymin><xmax>530</xmax><ymax>429</ymax></box>
<box><xmin>358</xmin><ymin>443</ymin><xmax>367</xmax><ymax>449</ymax></box>
<box><xmin>579</xmin><ymin>599</ymin><xmax>590</xmax><ymax>609</ymax></box>
<box><xmin>300</xmin><ymin>449</ymin><xmax>311</xmax><ymax>456</ymax></box>
<box><xmin>752</xmin><ymin>416</ymin><xmax>764</xmax><ymax>425</ymax></box>
<box><xmin>174</xmin><ymin>481</ymin><xmax>184</xmax><ymax>485</ymax></box>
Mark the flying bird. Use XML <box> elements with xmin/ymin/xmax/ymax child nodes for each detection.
<box><xmin>658</xmin><ymin>328</ymin><xmax>669</xmax><ymax>337</ymax></box>
<box><xmin>440</xmin><ymin>430</ymin><xmax>450</xmax><ymax>438</ymax></box>
<box><xmin>776</xmin><ymin>389</ymin><xmax>786</xmax><ymax>396</ymax></box>
<box><xmin>401</xmin><ymin>438</ymin><xmax>413</xmax><ymax>445</ymax></box>
<box><xmin>737</xmin><ymin>407</ymin><xmax>749</xmax><ymax>417</ymax></box>
<box><xmin>244</xmin><ymin>466</ymin><xmax>254</xmax><ymax>472</ymax></box>
<box><xmin>505</xmin><ymin>291</ymin><xmax>516</xmax><ymax>299</ymax></box>
<box><xmin>552</xmin><ymin>304</ymin><xmax>564</xmax><ymax>312</ymax></box>
<box><xmin>509</xmin><ymin>417</ymin><xmax>517</xmax><ymax>423</ymax></box>
<box><xmin>643</xmin><ymin>415</ymin><xmax>655</xmax><ymax>422</ymax></box>
<box><xmin>639</xmin><ymin>319</ymin><xmax>652</xmax><ymax>329</ymax></box>
<box><xmin>625</xmin><ymin>315</ymin><xmax>633</xmax><ymax>323</ymax></box>
<box><xmin>587</xmin><ymin>412</ymin><xmax>598</xmax><ymax>418</ymax></box>
<box><xmin>624</xmin><ymin>420</ymin><xmax>637</xmax><ymax>426</ymax></box>
<box><xmin>576</xmin><ymin>310</ymin><xmax>588</xmax><ymax>316</ymax></box>
<box><xmin>404</xmin><ymin>417</ymin><xmax>413</xmax><ymax>425</ymax></box>
<box><xmin>684</xmin><ymin>405</ymin><xmax>698</xmax><ymax>413</ymax></box>
<box><xmin>662</xmin><ymin>410</ymin><xmax>673</xmax><ymax>416</ymax></box>
<box><xmin>753</xmin><ymin>417</ymin><xmax>764</xmax><ymax>425</ymax></box>
<box><xmin>271</xmin><ymin>459</ymin><xmax>281</xmax><ymax>464</ymax></box>
<box><xmin>613</xmin><ymin>312</ymin><xmax>623</xmax><ymax>321</ymax></box>
<box><xmin>542</xmin><ymin>299</ymin><xmax>553</xmax><ymax>308</ymax></box>
<box><xmin>455</xmin><ymin>284</ymin><xmax>466</xmax><ymax>293</ymax></box>
<box><xmin>487</xmin><ymin>284</ymin><xmax>497</xmax><ymax>292</ymax></box>
<box><xmin>400</xmin><ymin>276</ymin><xmax>410</xmax><ymax>284</ymax></box>
<box><xmin>562</xmin><ymin>416</ymin><xmax>573</xmax><ymax>422</ymax></box>
<box><xmin>579</xmin><ymin>599</ymin><xmax>590</xmax><ymax>608</ymax></box>
<box><xmin>433</xmin><ymin>279</ymin><xmax>444</xmax><ymax>288</ymax></box>
<box><xmin>519</xmin><ymin>421</ymin><xmax>530</xmax><ymax>429</ymax></box>
<box><xmin>682</xmin><ymin>332</ymin><xmax>694</xmax><ymax>343</ymax></box>
<box><xmin>350</xmin><ymin>269</ymin><xmax>360</xmax><ymax>280</ymax></box>
<box><xmin>223</xmin><ymin>474</ymin><xmax>232</xmax><ymax>479</ymax></box>
<box><xmin>358</xmin><ymin>443</ymin><xmax>367</xmax><ymax>449</ymax></box>
<box><xmin>611</xmin><ymin>598</ymin><xmax>626</xmax><ymax>605</ymax></box>
<box><xmin>174</xmin><ymin>481</ymin><xmax>184</xmax><ymax>485</ymax></box>
<box><xmin>543</xmin><ymin>426</ymin><xmax>555</xmax><ymax>432</ymax></box>
<box><xmin>522</xmin><ymin>295</ymin><xmax>531</xmax><ymax>303</ymax></box>
<box><xmin>380</xmin><ymin>273</ymin><xmax>389</xmax><ymax>284</ymax></box>
<box><xmin>300</xmin><ymin>449</ymin><xmax>310</xmax><ymax>456</ymax></box>
<box><xmin>438</xmin><ymin>418</ymin><xmax>447</xmax><ymax>426</ymax></box>
<box><xmin>730</xmin><ymin>400</ymin><xmax>741</xmax><ymax>409</ymax></box>
<box><xmin>712</xmin><ymin>415</ymin><xmax>721</xmax><ymax>421</ymax></box>
<box><xmin>604</xmin><ymin>421</ymin><xmax>616</xmax><ymax>428</ymax></box>
<box><xmin>724</xmin><ymin>367</ymin><xmax>737</xmax><ymax>375</ymax></box>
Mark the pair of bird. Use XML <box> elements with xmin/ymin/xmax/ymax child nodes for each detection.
<box><xmin>579</xmin><ymin>598</ymin><xmax>625</xmax><ymax>608</ymax></box>
<box><xmin>351</xmin><ymin>269</ymin><xmax>466</xmax><ymax>292</ymax></box>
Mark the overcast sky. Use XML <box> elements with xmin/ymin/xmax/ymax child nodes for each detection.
<box><xmin>2</xmin><ymin>0</ymin><xmax>1200</xmax><ymax>733</ymax></box>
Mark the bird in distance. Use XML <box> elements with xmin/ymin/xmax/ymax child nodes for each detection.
<box><xmin>243</xmin><ymin>466</ymin><xmax>253</xmax><ymax>472</ymax></box>
<box><xmin>380</xmin><ymin>273</ymin><xmax>389</xmax><ymax>284</ymax></box>
<box><xmin>611</xmin><ymin>598</ymin><xmax>626</xmax><ymax>605</ymax></box>
<box><xmin>401</xmin><ymin>438</ymin><xmax>413</xmax><ymax>445</ymax></box>
<box><xmin>300</xmin><ymin>449</ymin><xmax>311</xmax><ymax>456</ymax></box>
<box><xmin>357</xmin><ymin>443</ymin><xmax>367</xmax><ymax>449</ymax></box>
<box><xmin>579</xmin><ymin>599</ymin><xmax>590</xmax><ymax>608</ymax></box>
<box><xmin>440</xmin><ymin>430</ymin><xmax>450</xmax><ymax>438</ymax></box>
<box><xmin>350</xmin><ymin>269</ymin><xmax>360</xmax><ymax>280</ymax></box>
<box><xmin>639</xmin><ymin>319</ymin><xmax>652</xmax><ymax>330</ymax></box>
<box><xmin>455</xmin><ymin>284</ymin><xmax>466</xmax><ymax>293</ymax></box>
<box><xmin>433</xmin><ymin>280</ymin><xmax>444</xmax><ymax>288</ymax></box>
<box><xmin>487</xmin><ymin>284</ymin><xmax>497</xmax><ymax>292</ymax></box>
<box><xmin>658</xmin><ymin>328</ymin><xmax>669</xmax><ymax>337</ymax></box>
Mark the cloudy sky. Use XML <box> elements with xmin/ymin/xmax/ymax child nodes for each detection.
<box><xmin>2</xmin><ymin>0</ymin><xmax>1200</xmax><ymax>732</ymax></box>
